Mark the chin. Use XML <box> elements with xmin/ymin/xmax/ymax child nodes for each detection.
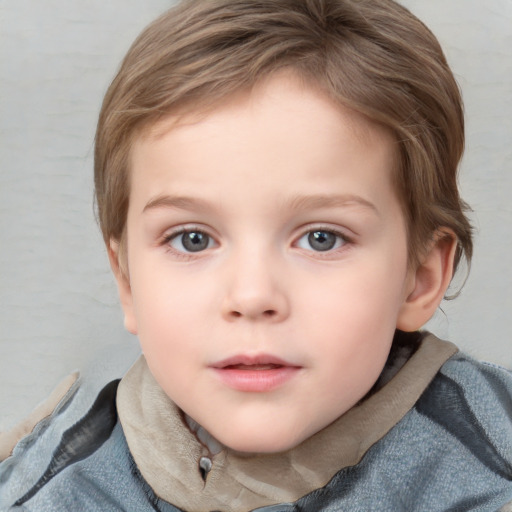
<box><xmin>218</xmin><ymin>429</ymin><xmax>306</xmax><ymax>455</ymax></box>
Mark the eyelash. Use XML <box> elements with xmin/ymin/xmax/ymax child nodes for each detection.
<box><xmin>161</xmin><ymin>226</ymin><xmax>216</xmax><ymax>260</ymax></box>
<box><xmin>160</xmin><ymin>225</ymin><xmax>353</xmax><ymax>259</ymax></box>
<box><xmin>294</xmin><ymin>226</ymin><xmax>352</xmax><ymax>256</ymax></box>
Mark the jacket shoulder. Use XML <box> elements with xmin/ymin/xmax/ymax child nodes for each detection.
<box><xmin>416</xmin><ymin>352</ymin><xmax>512</xmax><ymax>479</ymax></box>
<box><xmin>0</xmin><ymin>378</ymin><xmax>118</xmax><ymax>510</ymax></box>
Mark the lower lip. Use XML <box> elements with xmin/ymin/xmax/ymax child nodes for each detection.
<box><xmin>212</xmin><ymin>366</ymin><xmax>300</xmax><ymax>392</ymax></box>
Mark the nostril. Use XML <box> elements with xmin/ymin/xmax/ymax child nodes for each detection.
<box><xmin>229</xmin><ymin>309</ymin><xmax>276</xmax><ymax>319</ymax></box>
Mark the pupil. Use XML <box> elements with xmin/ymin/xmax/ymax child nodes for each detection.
<box><xmin>182</xmin><ymin>232</ymin><xmax>209</xmax><ymax>252</ymax></box>
<box><xmin>308</xmin><ymin>231</ymin><xmax>336</xmax><ymax>251</ymax></box>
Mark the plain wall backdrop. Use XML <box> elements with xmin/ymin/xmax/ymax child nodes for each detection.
<box><xmin>0</xmin><ymin>0</ymin><xmax>511</xmax><ymax>431</ymax></box>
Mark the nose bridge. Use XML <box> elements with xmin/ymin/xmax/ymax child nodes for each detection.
<box><xmin>222</xmin><ymin>240</ymin><xmax>289</xmax><ymax>321</ymax></box>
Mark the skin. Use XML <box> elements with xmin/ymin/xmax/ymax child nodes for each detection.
<box><xmin>111</xmin><ymin>73</ymin><xmax>456</xmax><ymax>454</ymax></box>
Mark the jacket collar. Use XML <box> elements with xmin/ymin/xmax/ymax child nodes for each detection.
<box><xmin>117</xmin><ymin>333</ymin><xmax>457</xmax><ymax>512</ymax></box>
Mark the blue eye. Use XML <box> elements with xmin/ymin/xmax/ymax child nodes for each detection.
<box><xmin>168</xmin><ymin>230</ymin><xmax>214</xmax><ymax>253</ymax></box>
<box><xmin>296</xmin><ymin>230</ymin><xmax>346</xmax><ymax>252</ymax></box>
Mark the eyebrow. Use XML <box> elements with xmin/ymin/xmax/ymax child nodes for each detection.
<box><xmin>142</xmin><ymin>193</ymin><xmax>379</xmax><ymax>215</ymax></box>
<box><xmin>143</xmin><ymin>195</ymin><xmax>211</xmax><ymax>213</ymax></box>
<box><xmin>287</xmin><ymin>194</ymin><xmax>379</xmax><ymax>215</ymax></box>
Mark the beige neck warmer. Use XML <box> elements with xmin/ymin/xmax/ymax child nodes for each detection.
<box><xmin>117</xmin><ymin>333</ymin><xmax>457</xmax><ymax>512</ymax></box>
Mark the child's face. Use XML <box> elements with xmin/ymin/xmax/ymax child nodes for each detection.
<box><xmin>119</xmin><ymin>73</ymin><xmax>416</xmax><ymax>453</ymax></box>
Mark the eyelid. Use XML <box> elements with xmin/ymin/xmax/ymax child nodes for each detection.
<box><xmin>160</xmin><ymin>224</ymin><xmax>219</xmax><ymax>257</ymax></box>
<box><xmin>292</xmin><ymin>225</ymin><xmax>354</xmax><ymax>254</ymax></box>
<box><xmin>294</xmin><ymin>224</ymin><xmax>353</xmax><ymax>243</ymax></box>
<box><xmin>161</xmin><ymin>223</ymin><xmax>217</xmax><ymax>242</ymax></box>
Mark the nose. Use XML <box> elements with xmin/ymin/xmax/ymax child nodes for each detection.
<box><xmin>221</xmin><ymin>250</ymin><xmax>290</xmax><ymax>323</ymax></box>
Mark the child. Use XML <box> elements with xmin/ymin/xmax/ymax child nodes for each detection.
<box><xmin>1</xmin><ymin>0</ymin><xmax>511</xmax><ymax>510</ymax></box>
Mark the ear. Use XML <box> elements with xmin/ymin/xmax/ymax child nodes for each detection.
<box><xmin>108</xmin><ymin>239</ymin><xmax>138</xmax><ymax>335</ymax></box>
<box><xmin>397</xmin><ymin>229</ymin><xmax>457</xmax><ymax>332</ymax></box>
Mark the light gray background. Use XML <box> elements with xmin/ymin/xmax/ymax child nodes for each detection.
<box><xmin>0</xmin><ymin>0</ymin><xmax>511</xmax><ymax>431</ymax></box>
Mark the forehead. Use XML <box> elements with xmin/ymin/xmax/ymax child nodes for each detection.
<box><xmin>128</xmin><ymin>73</ymin><xmax>398</xmax><ymax>210</ymax></box>
<box><xmin>139</xmin><ymin>72</ymin><xmax>394</xmax><ymax>152</ymax></box>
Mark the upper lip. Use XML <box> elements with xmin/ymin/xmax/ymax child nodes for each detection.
<box><xmin>210</xmin><ymin>354</ymin><xmax>299</xmax><ymax>369</ymax></box>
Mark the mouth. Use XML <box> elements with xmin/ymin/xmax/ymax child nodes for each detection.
<box><xmin>211</xmin><ymin>354</ymin><xmax>296</xmax><ymax>369</ymax></box>
<box><xmin>223</xmin><ymin>363</ymin><xmax>283</xmax><ymax>371</ymax></box>
<box><xmin>210</xmin><ymin>355</ymin><xmax>301</xmax><ymax>392</ymax></box>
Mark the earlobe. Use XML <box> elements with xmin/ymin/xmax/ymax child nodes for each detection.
<box><xmin>397</xmin><ymin>229</ymin><xmax>457</xmax><ymax>332</ymax></box>
<box><xmin>108</xmin><ymin>239</ymin><xmax>138</xmax><ymax>335</ymax></box>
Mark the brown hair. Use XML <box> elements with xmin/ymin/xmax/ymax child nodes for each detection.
<box><xmin>94</xmin><ymin>0</ymin><xmax>472</xmax><ymax>276</ymax></box>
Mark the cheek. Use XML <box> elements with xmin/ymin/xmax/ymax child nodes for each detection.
<box><xmin>129</xmin><ymin>266</ymin><xmax>185</xmax><ymax>346</ymax></box>
<box><xmin>297</xmin><ymin>260</ymin><xmax>406</xmax><ymax>373</ymax></box>
<box><xmin>304</xmin><ymin>259</ymin><xmax>406</xmax><ymax>327</ymax></box>
<box><xmin>129</xmin><ymin>260</ymin><xmax>220</xmax><ymax>367</ymax></box>
<box><xmin>132</xmin><ymin>258</ymin><xmax>201</xmax><ymax>318</ymax></box>
<box><xmin>134</xmin><ymin>291</ymin><xmax>201</xmax><ymax>398</ymax></box>
<box><xmin>309</xmin><ymin>290</ymin><xmax>396</xmax><ymax>408</ymax></box>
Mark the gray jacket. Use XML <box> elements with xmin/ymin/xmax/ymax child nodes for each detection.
<box><xmin>1</xmin><ymin>338</ymin><xmax>512</xmax><ymax>511</ymax></box>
